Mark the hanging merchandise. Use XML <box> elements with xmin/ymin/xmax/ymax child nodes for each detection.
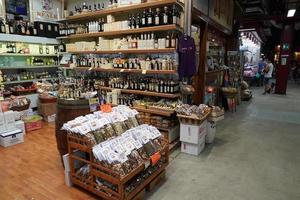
<box><xmin>177</xmin><ymin>34</ymin><xmax>196</xmax><ymax>79</ymax></box>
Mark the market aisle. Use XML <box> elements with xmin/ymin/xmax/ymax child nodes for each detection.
<box><xmin>147</xmin><ymin>84</ymin><xmax>300</xmax><ymax>200</ymax></box>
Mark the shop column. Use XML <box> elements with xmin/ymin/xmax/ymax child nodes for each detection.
<box><xmin>275</xmin><ymin>24</ymin><xmax>294</xmax><ymax>94</ymax></box>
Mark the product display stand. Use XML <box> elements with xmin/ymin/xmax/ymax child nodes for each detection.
<box><xmin>67</xmin><ymin>135</ymin><xmax>169</xmax><ymax>200</ymax></box>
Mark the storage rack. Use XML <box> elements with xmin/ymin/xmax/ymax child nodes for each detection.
<box><xmin>58</xmin><ymin>0</ymin><xmax>184</xmax><ymax>150</ymax></box>
<box><xmin>67</xmin><ymin>134</ymin><xmax>169</xmax><ymax>200</ymax></box>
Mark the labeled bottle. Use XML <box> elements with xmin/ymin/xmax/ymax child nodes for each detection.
<box><xmin>171</xmin><ymin>5</ymin><xmax>177</xmax><ymax>24</ymax></box>
<box><xmin>147</xmin><ymin>8</ymin><xmax>153</xmax><ymax>27</ymax></box>
<box><xmin>155</xmin><ymin>8</ymin><xmax>160</xmax><ymax>26</ymax></box>
<box><xmin>0</xmin><ymin>20</ymin><xmax>5</xmax><ymax>33</ymax></box>
<box><xmin>141</xmin><ymin>10</ymin><xmax>147</xmax><ymax>27</ymax></box>
<box><xmin>162</xmin><ymin>6</ymin><xmax>169</xmax><ymax>25</ymax></box>
<box><xmin>132</xmin><ymin>15</ymin><xmax>136</xmax><ymax>29</ymax></box>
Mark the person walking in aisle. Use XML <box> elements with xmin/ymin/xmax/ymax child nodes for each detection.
<box><xmin>263</xmin><ymin>58</ymin><xmax>274</xmax><ymax>94</ymax></box>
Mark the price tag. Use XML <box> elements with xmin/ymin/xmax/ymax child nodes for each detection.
<box><xmin>142</xmin><ymin>70</ymin><xmax>147</xmax><ymax>74</ymax></box>
<box><xmin>100</xmin><ymin>104</ymin><xmax>112</xmax><ymax>113</ymax></box>
<box><xmin>150</xmin><ymin>152</ymin><xmax>161</xmax><ymax>166</ymax></box>
<box><xmin>120</xmin><ymin>69</ymin><xmax>125</xmax><ymax>72</ymax></box>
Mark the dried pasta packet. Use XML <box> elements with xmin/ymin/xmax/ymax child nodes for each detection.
<box><xmin>112</xmin><ymin>163</ymin><xmax>126</xmax><ymax>177</ymax></box>
<box><xmin>124</xmin><ymin>119</ymin><xmax>135</xmax><ymax>129</ymax></box>
<box><xmin>128</xmin><ymin>117</ymin><xmax>139</xmax><ymax>127</ymax></box>
<box><xmin>137</xmin><ymin>148</ymin><xmax>149</xmax><ymax>160</ymax></box>
<box><xmin>85</xmin><ymin>132</ymin><xmax>97</xmax><ymax>146</ymax></box>
<box><xmin>112</xmin><ymin>121</ymin><xmax>127</xmax><ymax>136</ymax></box>
<box><xmin>104</xmin><ymin>124</ymin><xmax>116</xmax><ymax>139</ymax></box>
<box><xmin>93</xmin><ymin>129</ymin><xmax>105</xmax><ymax>143</ymax></box>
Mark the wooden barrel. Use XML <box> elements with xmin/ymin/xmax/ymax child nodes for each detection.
<box><xmin>55</xmin><ymin>99</ymin><xmax>90</xmax><ymax>158</ymax></box>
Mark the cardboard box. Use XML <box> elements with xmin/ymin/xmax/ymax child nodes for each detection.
<box><xmin>38</xmin><ymin>102</ymin><xmax>57</xmax><ymax>117</ymax></box>
<box><xmin>4</xmin><ymin>111</ymin><xmax>16</xmax><ymax>131</ymax></box>
<box><xmin>0</xmin><ymin>129</ymin><xmax>24</xmax><ymax>147</ymax></box>
<box><xmin>0</xmin><ymin>113</ymin><xmax>6</xmax><ymax>132</ymax></box>
<box><xmin>206</xmin><ymin>121</ymin><xmax>216</xmax><ymax>143</ymax></box>
<box><xmin>15</xmin><ymin>120</ymin><xmax>26</xmax><ymax>135</ymax></box>
<box><xmin>181</xmin><ymin>141</ymin><xmax>205</xmax><ymax>156</ymax></box>
<box><xmin>25</xmin><ymin>120</ymin><xmax>42</xmax><ymax>132</ymax></box>
<box><xmin>180</xmin><ymin>120</ymin><xmax>207</xmax><ymax>144</ymax></box>
<box><xmin>64</xmin><ymin>171</ymin><xmax>73</xmax><ymax>187</ymax></box>
<box><xmin>43</xmin><ymin>114</ymin><xmax>56</xmax><ymax>123</ymax></box>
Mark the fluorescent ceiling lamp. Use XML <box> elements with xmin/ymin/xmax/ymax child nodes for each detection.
<box><xmin>287</xmin><ymin>9</ymin><xmax>296</xmax><ymax>17</ymax></box>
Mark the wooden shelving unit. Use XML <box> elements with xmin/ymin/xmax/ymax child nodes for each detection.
<box><xmin>68</xmin><ymin>48</ymin><xmax>176</xmax><ymax>54</ymax></box>
<box><xmin>74</xmin><ymin>67</ymin><xmax>177</xmax><ymax>75</ymax></box>
<box><xmin>59</xmin><ymin>24</ymin><xmax>182</xmax><ymax>39</ymax></box>
<box><xmin>98</xmin><ymin>86</ymin><xmax>180</xmax><ymax>98</ymax></box>
<box><xmin>63</xmin><ymin>0</ymin><xmax>184</xmax><ymax>22</ymax></box>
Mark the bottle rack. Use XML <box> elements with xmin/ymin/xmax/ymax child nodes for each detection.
<box><xmin>67</xmin><ymin>134</ymin><xmax>169</xmax><ymax>200</ymax></box>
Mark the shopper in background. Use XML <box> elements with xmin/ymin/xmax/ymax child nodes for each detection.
<box><xmin>263</xmin><ymin>58</ymin><xmax>274</xmax><ymax>94</ymax></box>
<box><xmin>257</xmin><ymin>58</ymin><xmax>266</xmax><ymax>86</ymax></box>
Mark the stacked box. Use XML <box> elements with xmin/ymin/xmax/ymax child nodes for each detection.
<box><xmin>180</xmin><ymin>120</ymin><xmax>207</xmax><ymax>155</ymax></box>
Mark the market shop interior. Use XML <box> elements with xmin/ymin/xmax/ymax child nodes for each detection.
<box><xmin>1</xmin><ymin>0</ymin><xmax>300</xmax><ymax>200</ymax></box>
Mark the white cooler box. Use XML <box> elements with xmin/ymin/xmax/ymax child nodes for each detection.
<box><xmin>180</xmin><ymin>120</ymin><xmax>207</xmax><ymax>144</ymax></box>
<box><xmin>0</xmin><ymin>129</ymin><xmax>24</xmax><ymax>147</ymax></box>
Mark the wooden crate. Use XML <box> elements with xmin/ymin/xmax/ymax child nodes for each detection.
<box><xmin>67</xmin><ymin>134</ymin><xmax>169</xmax><ymax>200</ymax></box>
<box><xmin>146</xmin><ymin>170</ymin><xmax>166</xmax><ymax>192</ymax></box>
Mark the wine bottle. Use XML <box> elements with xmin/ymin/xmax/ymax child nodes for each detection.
<box><xmin>132</xmin><ymin>15</ymin><xmax>136</xmax><ymax>29</ymax></box>
<box><xmin>0</xmin><ymin>20</ymin><xmax>5</xmax><ymax>33</ymax></box>
<box><xmin>141</xmin><ymin>10</ymin><xmax>147</xmax><ymax>27</ymax></box>
<box><xmin>136</xmin><ymin>14</ymin><xmax>140</xmax><ymax>29</ymax></box>
<box><xmin>162</xmin><ymin>6</ymin><xmax>169</xmax><ymax>25</ymax></box>
<box><xmin>171</xmin><ymin>5</ymin><xmax>177</xmax><ymax>24</ymax></box>
<box><xmin>128</xmin><ymin>14</ymin><xmax>132</xmax><ymax>29</ymax></box>
<box><xmin>155</xmin><ymin>8</ymin><xmax>160</xmax><ymax>26</ymax></box>
<box><xmin>147</xmin><ymin>8</ymin><xmax>153</xmax><ymax>27</ymax></box>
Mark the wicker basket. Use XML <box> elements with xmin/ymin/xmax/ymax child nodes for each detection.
<box><xmin>10</xmin><ymin>99</ymin><xmax>31</xmax><ymax>111</ymax></box>
<box><xmin>177</xmin><ymin>111</ymin><xmax>211</xmax><ymax>125</ymax></box>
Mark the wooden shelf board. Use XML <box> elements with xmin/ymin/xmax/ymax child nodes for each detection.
<box><xmin>0</xmin><ymin>53</ymin><xmax>57</xmax><ymax>57</ymax></box>
<box><xmin>0</xmin><ymin>65</ymin><xmax>59</xmax><ymax>69</ymax></box>
<box><xmin>98</xmin><ymin>86</ymin><xmax>180</xmax><ymax>98</ymax></box>
<box><xmin>132</xmin><ymin>107</ymin><xmax>174</xmax><ymax>117</ymax></box>
<box><xmin>61</xmin><ymin>24</ymin><xmax>182</xmax><ymax>39</ymax></box>
<box><xmin>169</xmin><ymin>138</ymin><xmax>180</xmax><ymax>152</ymax></box>
<box><xmin>65</xmin><ymin>0</ymin><xmax>184</xmax><ymax>21</ymax></box>
<box><xmin>69</xmin><ymin>48</ymin><xmax>176</xmax><ymax>54</ymax></box>
<box><xmin>3</xmin><ymin>77</ymin><xmax>57</xmax><ymax>85</ymax></box>
<box><xmin>74</xmin><ymin>67</ymin><xmax>177</xmax><ymax>74</ymax></box>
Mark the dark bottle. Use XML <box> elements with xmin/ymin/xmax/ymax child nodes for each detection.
<box><xmin>102</xmin><ymin>3</ymin><xmax>105</xmax><ymax>9</ymax></box>
<box><xmin>97</xmin><ymin>3</ymin><xmax>101</xmax><ymax>11</ymax></box>
<box><xmin>131</xmin><ymin>15</ymin><xmax>136</xmax><ymax>29</ymax></box>
<box><xmin>136</xmin><ymin>14</ymin><xmax>140</xmax><ymax>29</ymax></box>
<box><xmin>154</xmin><ymin>8</ymin><xmax>160</xmax><ymax>26</ymax></box>
<box><xmin>94</xmin><ymin>4</ymin><xmax>97</xmax><ymax>11</ymax></box>
<box><xmin>88</xmin><ymin>5</ymin><xmax>92</xmax><ymax>12</ymax></box>
<box><xmin>8</xmin><ymin>21</ymin><xmax>14</xmax><ymax>34</ymax></box>
<box><xmin>141</xmin><ymin>10</ymin><xmax>147</xmax><ymax>27</ymax></box>
<box><xmin>171</xmin><ymin>5</ymin><xmax>177</xmax><ymax>24</ymax></box>
<box><xmin>147</xmin><ymin>8</ymin><xmax>153</xmax><ymax>27</ymax></box>
<box><xmin>0</xmin><ymin>20</ymin><xmax>5</xmax><ymax>33</ymax></box>
<box><xmin>162</xmin><ymin>6</ymin><xmax>169</xmax><ymax>25</ymax></box>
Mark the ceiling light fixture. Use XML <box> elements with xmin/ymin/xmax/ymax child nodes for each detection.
<box><xmin>287</xmin><ymin>9</ymin><xmax>296</xmax><ymax>17</ymax></box>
